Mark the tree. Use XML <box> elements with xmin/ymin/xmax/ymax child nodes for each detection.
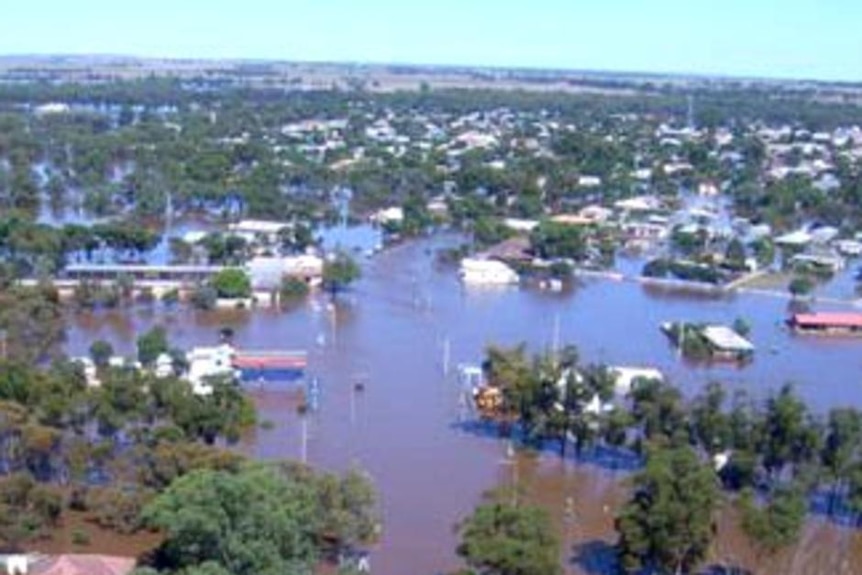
<box><xmin>529</xmin><ymin>221</ymin><xmax>587</xmax><ymax>261</ymax></box>
<box><xmin>739</xmin><ymin>486</ymin><xmax>806</xmax><ymax>557</ymax></box>
<box><xmin>143</xmin><ymin>465</ymin><xmax>321</xmax><ymax>575</ymax></box>
<box><xmin>456</xmin><ymin>492</ymin><xmax>561</xmax><ymax>575</ymax></box>
<box><xmin>322</xmin><ymin>253</ymin><xmax>360</xmax><ymax>297</ymax></box>
<box><xmin>821</xmin><ymin>408</ymin><xmax>862</xmax><ymax>514</ymax></box>
<box><xmin>724</xmin><ymin>238</ymin><xmax>747</xmax><ymax>270</ymax></box>
<box><xmin>758</xmin><ymin>384</ymin><xmax>819</xmax><ymax>481</ymax></box>
<box><xmin>89</xmin><ymin>340</ymin><xmax>114</xmax><ymax>368</ymax></box>
<box><xmin>616</xmin><ymin>445</ymin><xmax>719</xmax><ymax>575</ymax></box>
<box><xmin>689</xmin><ymin>382</ymin><xmax>731</xmax><ymax>455</ymax></box>
<box><xmin>137</xmin><ymin>326</ymin><xmax>169</xmax><ymax>366</ymax></box>
<box><xmin>788</xmin><ymin>275</ymin><xmax>814</xmax><ymax>298</ymax></box>
<box><xmin>210</xmin><ymin>268</ymin><xmax>252</xmax><ymax>299</ymax></box>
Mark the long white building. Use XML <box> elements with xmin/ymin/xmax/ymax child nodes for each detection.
<box><xmin>459</xmin><ymin>258</ymin><xmax>519</xmax><ymax>285</ymax></box>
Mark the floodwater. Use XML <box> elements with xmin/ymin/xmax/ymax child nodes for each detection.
<box><xmin>64</xmin><ymin>234</ymin><xmax>862</xmax><ymax>575</ymax></box>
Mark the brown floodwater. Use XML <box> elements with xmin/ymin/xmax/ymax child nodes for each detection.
<box><xmin>64</xmin><ymin>235</ymin><xmax>862</xmax><ymax>575</ymax></box>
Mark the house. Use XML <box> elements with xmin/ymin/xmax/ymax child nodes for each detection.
<box><xmin>2</xmin><ymin>554</ymin><xmax>136</xmax><ymax>575</ymax></box>
<box><xmin>662</xmin><ymin>323</ymin><xmax>754</xmax><ymax>362</ymax></box>
<box><xmin>370</xmin><ymin>207</ymin><xmax>404</xmax><ymax>225</ymax></box>
<box><xmin>459</xmin><ymin>258</ymin><xmax>519</xmax><ymax>285</ymax></box>
<box><xmin>245</xmin><ymin>255</ymin><xmax>324</xmax><ymax>289</ymax></box>
<box><xmin>700</xmin><ymin>325</ymin><xmax>755</xmax><ymax>361</ymax></box>
<box><xmin>614</xmin><ymin>196</ymin><xmax>662</xmax><ymax>212</ymax></box>
<box><xmin>608</xmin><ymin>366</ymin><xmax>664</xmax><ymax>396</ymax></box>
<box><xmin>70</xmin><ymin>357</ymin><xmax>100</xmax><ymax>387</ymax></box>
<box><xmin>154</xmin><ymin>353</ymin><xmax>174</xmax><ymax>378</ymax></box>
<box><xmin>622</xmin><ymin>221</ymin><xmax>669</xmax><ymax>241</ymax></box>
<box><xmin>481</xmin><ymin>237</ymin><xmax>532</xmax><ymax>263</ymax></box>
<box><xmin>227</xmin><ymin>220</ymin><xmax>291</xmax><ymax>244</ymax></box>
<box><xmin>774</xmin><ymin>230</ymin><xmax>812</xmax><ymax>249</ymax></box>
<box><xmin>789</xmin><ymin>312</ymin><xmax>862</xmax><ymax>336</ymax></box>
<box><xmin>578</xmin><ymin>205</ymin><xmax>613</xmax><ymax>223</ymax></box>
<box><xmin>834</xmin><ymin>240</ymin><xmax>862</xmax><ymax>257</ymax></box>
<box><xmin>503</xmin><ymin>218</ymin><xmax>539</xmax><ymax>233</ymax></box>
<box><xmin>790</xmin><ymin>250</ymin><xmax>844</xmax><ymax>273</ymax></box>
<box><xmin>185</xmin><ymin>345</ymin><xmax>238</xmax><ymax>395</ymax></box>
<box><xmin>577</xmin><ymin>175</ymin><xmax>602</xmax><ymax>188</ymax></box>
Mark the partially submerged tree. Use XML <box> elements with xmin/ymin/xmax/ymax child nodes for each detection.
<box><xmin>616</xmin><ymin>445</ymin><xmax>719</xmax><ymax>575</ymax></box>
<box><xmin>456</xmin><ymin>491</ymin><xmax>561</xmax><ymax>575</ymax></box>
<box><xmin>322</xmin><ymin>253</ymin><xmax>360</xmax><ymax>297</ymax></box>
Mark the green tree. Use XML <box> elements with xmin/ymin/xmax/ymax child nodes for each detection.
<box><xmin>137</xmin><ymin>326</ymin><xmax>169</xmax><ymax>366</ymax></box>
<box><xmin>322</xmin><ymin>253</ymin><xmax>360</xmax><ymax>297</ymax></box>
<box><xmin>143</xmin><ymin>465</ymin><xmax>321</xmax><ymax>575</ymax></box>
<box><xmin>788</xmin><ymin>275</ymin><xmax>814</xmax><ymax>298</ymax></box>
<box><xmin>616</xmin><ymin>445</ymin><xmax>719</xmax><ymax>575</ymax></box>
<box><xmin>89</xmin><ymin>339</ymin><xmax>114</xmax><ymax>368</ymax></box>
<box><xmin>724</xmin><ymin>238</ymin><xmax>747</xmax><ymax>270</ymax></box>
<box><xmin>210</xmin><ymin>268</ymin><xmax>252</xmax><ymax>299</ymax></box>
<box><xmin>739</xmin><ymin>486</ymin><xmax>806</xmax><ymax>557</ymax></box>
<box><xmin>758</xmin><ymin>384</ymin><xmax>819</xmax><ymax>481</ymax></box>
<box><xmin>529</xmin><ymin>221</ymin><xmax>587</xmax><ymax>261</ymax></box>
<box><xmin>457</xmin><ymin>493</ymin><xmax>561</xmax><ymax>575</ymax></box>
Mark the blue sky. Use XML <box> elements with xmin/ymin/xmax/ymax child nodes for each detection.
<box><xmin>1</xmin><ymin>1</ymin><xmax>860</xmax><ymax>81</ymax></box>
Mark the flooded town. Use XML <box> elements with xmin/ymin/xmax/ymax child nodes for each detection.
<box><xmin>1</xmin><ymin>8</ymin><xmax>862</xmax><ymax>575</ymax></box>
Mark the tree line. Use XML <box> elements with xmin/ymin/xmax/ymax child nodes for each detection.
<box><xmin>472</xmin><ymin>344</ymin><xmax>862</xmax><ymax>574</ymax></box>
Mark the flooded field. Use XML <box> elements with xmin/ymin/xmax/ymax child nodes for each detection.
<box><xmin>64</xmin><ymin>235</ymin><xmax>862</xmax><ymax>575</ymax></box>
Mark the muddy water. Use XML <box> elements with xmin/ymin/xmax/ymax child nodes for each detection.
<box><xmin>65</xmin><ymin>235</ymin><xmax>862</xmax><ymax>575</ymax></box>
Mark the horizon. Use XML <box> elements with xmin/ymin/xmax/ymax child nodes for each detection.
<box><xmin>2</xmin><ymin>52</ymin><xmax>858</xmax><ymax>88</ymax></box>
<box><xmin>0</xmin><ymin>1</ymin><xmax>860</xmax><ymax>84</ymax></box>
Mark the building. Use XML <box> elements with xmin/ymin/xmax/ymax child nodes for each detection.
<box><xmin>789</xmin><ymin>312</ymin><xmax>862</xmax><ymax>336</ymax></box>
<box><xmin>459</xmin><ymin>258</ymin><xmax>519</xmax><ymax>285</ymax></box>
<box><xmin>608</xmin><ymin>366</ymin><xmax>664</xmax><ymax>396</ymax></box>
<box><xmin>700</xmin><ymin>325</ymin><xmax>755</xmax><ymax>361</ymax></box>
<box><xmin>2</xmin><ymin>554</ymin><xmax>135</xmax><ymax>575</ymax></box>
<box><xmin>185</xmin><ymin>345</ymin><xmax>238</xmax><ymax>395</ymax></box>
<box><xmin>790</xmin><ymin>251</ymin><xmax>845</xmax><ymax>273</ymax></box>
<box><xmin>503</xmin><ymin>218</ymin><xmax>539</xmax><ymax>233</ymax></box>
<box><xmin>370</xmin><ymin>207</ymin><xmax>404</xmax><ymax>225</ymax></box>
<box><xmin>245</xmin><ymin>255</ymin><xmax>324</xmax><ymax>289</ymax></box>
<box><xmin>227</xmin><ymin>220</ymin><xmax>291</xmax><ymax>244</ymax></box>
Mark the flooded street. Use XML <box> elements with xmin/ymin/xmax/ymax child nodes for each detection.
<box><xmin>64</xmin><ymin>235</ymin><xmax>862</xmax><ymax>575</ymax></box>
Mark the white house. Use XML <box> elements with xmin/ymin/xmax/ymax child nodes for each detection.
<box><xmin>608</xmin><ymin>366</ymin><xmax>664</xmax><ymax>396</ymax></box>
<box><xmin>370</xmin><ymin>207</ymin><xmax>404</xmax><ymax>225</ymax></box>
<box><xmin>185</xmin><ymin>345</ymin><xmax>238</xmax><ymax>395</ymax></box>
<box><xmin>503</xmin><ymin>218</ymin><xmax>539</xmax><ymax>233</ymax></box>
<box><xmin>246</xmin><ymin>255</ymin><xmax>324</xmax><ymax>289</ymax></box>
<box><xmin>459</xmin><ymin>258</ymin><xmax>519</xmax><ymax>285</ymax></box>
<box><xmin>577</xmin><ymin>175</ymin><xmax>602</xmax><ymax>188</ymax></box>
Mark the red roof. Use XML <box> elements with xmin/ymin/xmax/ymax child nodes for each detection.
<box><xmin>792</xmin><ymin>312</ymin><xmax>862</xmax><ymax>329</ymax></box>
<box><xmin>30</xmin><ymin>555</ymin><xmax>136</xmax><ymax>575</ymax></box>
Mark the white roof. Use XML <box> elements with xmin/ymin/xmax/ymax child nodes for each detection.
<box><xmin>774</xmin><ymin>230</ymin><xmax>811</xmax><ymax>246</ymax></box>
<box><xmin>609</xmin><ymin>366</ymin><xmax>664</xmax><ymax>395</ymax></box>
<box><xmin>701</xmin><ymin>326</ymin><xmax>755</xmax><ymax>352</ymax></box>
<box><xmin>503</xmin><ymin>218</ymin><xmax>539</xmax><ymax>232</ymax></box>
<box><xmin>227</xmin><ymin>220</ymin><xmax>290</xmax><ymax>234</ymax></box>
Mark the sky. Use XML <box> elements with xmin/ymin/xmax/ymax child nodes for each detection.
<box><xmin>1</xmin><ymin>1</ymin><xmax>860</xmax><ymax>82</ymax></box>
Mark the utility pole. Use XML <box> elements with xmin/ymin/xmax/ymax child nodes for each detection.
<box><xmin>552</xmin><ymin>313</ymin><xmax>561</xmax><ymax>363</ymax></box>
<box><xmin>499</xmin><ymin>440</ymin><xmax>519</xmax><ymax>507</ymax></box>
<box><xmin>442</xmin><ymin>336</ymin><xmax>451</xmax><ymax>377</ymax></box>
<box><xmin>300</xmin><ymin>415</ymin><xmax>309</xmax><ymax>465</ymax></box>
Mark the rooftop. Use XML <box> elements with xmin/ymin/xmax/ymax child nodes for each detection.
<box><xmin>701</xmin><ymin>325</ymin><xmax>755</xmax><ymax>352</ymax></box>
<box><xmin>792</xmin><ymin>312</ymin><xmax>862</xmax><ymax>329</ymax></box>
